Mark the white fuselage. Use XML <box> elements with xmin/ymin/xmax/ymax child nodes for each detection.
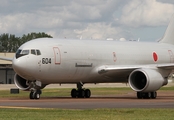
<box><xmin>12</xmin><ymin>38</ymin><xmax>174</xmax><ymax>84</ymax></box>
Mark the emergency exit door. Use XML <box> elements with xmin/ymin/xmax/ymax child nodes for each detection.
<box><xmin>53</xmin><ymin>47</ymin><xmax>61</xmax><ymax>64</ymax></box>
<box><xmin>168</xmin><ymin>50</ymin><xmax>174</xmax><ymax>63</ymax></box>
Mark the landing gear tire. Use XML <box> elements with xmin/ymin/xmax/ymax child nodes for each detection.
<box><xmin>151</xmin><ymin>92</ymin><xmax>157</xmax><ymax>99</ymax></box>
<box><xmin>137</xmin><ymin>92</ymin><xmax>157</xmax><ymax>99</ymax></box>
<box><xmin>33</xmin><ymin>92</ymin><xmax>40</xmax><ymax>99</ymax></box>
<box><xmin>30</xmin><ymin>91</ymin><xmax>34</xmax><ymax>99</ymax></box>
<box><xmin>71</xmin><ymin>89</ymin><xmax>77</xmax><ymax>98</ymax></box>
<box><xmin>71</xmin><ymin>88</ymin><xmax>91</xmax><ymax>98</ymax></box>
<box><xmin>137</xmin><ymin>92</ymin><xmax>143</xmax><ymax>99</ymax></box>
<box><xmin>29</xmin><ymin>90</ymin><xmax>41</xmax><ymax>99</ymax></box>
<box><xmin>85</xmin><ymin>89</ymin><xmax>91</xmax><ymax>98</ymax></box>
<box><xmin>145</xmin><ymin>92</ymin><xmax>151</xmax><ymax>99</ymax></box>
<box><xmin>78</xmin><ymin>89</ymin><xmax>85</xmax><ymax>98</ymax></box>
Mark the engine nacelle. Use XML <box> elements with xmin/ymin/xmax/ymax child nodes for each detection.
<box><xmin>128</xmin><ymin>69</ymin><xmax>165</xmax><ymax>92</ymax></box>
<box><xmin>14</xmin><ymin>74</ymin><xmax>31</xmax><ymax>91</ymax></box>
<box><xmin>14</xmin><ymin>74</ymin><xmax>47</xmax><ymax>91</ymax></box>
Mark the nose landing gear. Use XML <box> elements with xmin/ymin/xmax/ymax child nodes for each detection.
<box><xmin>28</xmin><ymin>81</ymin><xmax>42</xmax><ymax>99</ymax></box>
<box><xmin>29</xmin><ymin>89</ymin><xmax>42</xmax><ymax>99</ymax></box>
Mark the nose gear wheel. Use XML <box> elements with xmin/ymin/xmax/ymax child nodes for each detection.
<box><xmin>29</xmin><ymin>89</ymin><xmax>41</xmax><ymax>99</ymax></box>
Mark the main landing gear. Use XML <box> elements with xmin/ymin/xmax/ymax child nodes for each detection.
<box><xmin>137</xmin><ymin>92</ymin><xmax>157</xmax><ymax>99</ymax></box>
<box><xmin>71</xmin><ymin>82</ymin><xmax>91</xmax><ymax>98</ymax></box>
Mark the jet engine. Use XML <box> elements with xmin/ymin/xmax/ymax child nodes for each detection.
<box><xmin>14</xmin><ymin>74</ymin><xmax>46</xmax><ymax>91</ymax></box>
<box><xmin>128</xmin><ymin>69</ymin><xmax>166</xmax><ymax>92</ymax></box>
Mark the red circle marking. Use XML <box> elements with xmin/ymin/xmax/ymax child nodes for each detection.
<box><xmin>153</xmin><ymin>52</ymin><xmax>158</xmax><ymax>62</ymax></box>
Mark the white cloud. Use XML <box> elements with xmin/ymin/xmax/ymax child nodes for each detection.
<box><xmin>0</xmin><ymin>13</ymin><xmax>27</xmax><ymax>33</ymax></box>
<box><xmin>74</xmin><ymin>23</ymin><xmax>123</xmax><ymax>40</ymax></box>
<box><xmin>157</xmin><ymin>0</ymin><xmax>174</xmax><ymax>4</ymax></box>
<box><xmin>120</xmin><ymin>0</ymin><xmax>174</xmax><ymax>27</ymax></box>
<box><xmin>0</xmin><ymin>0</ymin><xmax>173</xmax><ymax>41</ymax></box>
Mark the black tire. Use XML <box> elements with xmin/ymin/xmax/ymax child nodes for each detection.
<box><xmin>78</xmin><ymin>89</ymin><xmax>85</xmax><ymax>98</ymax></box>
<box><xmin>145</xmin><ymin>92</ymin><xmax>151</xmax><ymax>99</ymax></box>
<box><xmin>34</xmin><ymin>92</ymin><xmax>40</xmax><ymax>99</ymax></box>
<box><xmin>29</xmin><ymin>91</ymin><xmax>34</xmax><ymax>99</ymax></box>
<box><xmin>85</xmin><ymin>89</ymin><xmax>91</xmax><ymax>98</ymax></box>
<box><xmin>30</xmin><ymin>90</ymin><xmax>41</xmax><ymax>99</ymax></box>
<box><xmin>151</xmin><ymin>92</ymin><xmax>157</xmax><ymax>99</ymax></box>
<box><xmin>71</xmin><ymin>89</ymin><xmax>77</xmax><ymax>98</ymax></box>
<box><xmin>33</xmin><ymin>91</ymin><xmax>40</xmax><ymax>99</ymax></box>
<box><xmin>137</xmin><ymin>92</ymin><xmax>142</xmax><ymax>99</ymax></box>
<box><xmin>37</xmin><ymin>89</ymin><xmax>42</xmax><ymax>94</ymax></box>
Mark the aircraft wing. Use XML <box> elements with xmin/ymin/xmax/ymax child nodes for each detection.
<box><xmin>98</xmin><ymin>63</ymin><xmax>174</xmax><ymax>74</ymax></box>
<box><xmin>157</xmin><ymin>63</ymin><xmax>174</xmax><ymax>69</ymax></box>
<box><xmin>0</xmin><ymin>57</ymin><xmax>13</xmax><ymax>61</ymax></box>
<box><xmin>97</xmin><ymin>63</ymin><xmax>174</xmax><ymax>80</ymax></box>
<box><xmin>98</xmin><ymin>65</ymin><xmax>140</xmax><ymax>74</ymax></box>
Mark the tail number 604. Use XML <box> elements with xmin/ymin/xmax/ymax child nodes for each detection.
<box><xmin>42</xmin><ymin>58</ymin><xmax>51</xmax><ymax>64</ymax></box>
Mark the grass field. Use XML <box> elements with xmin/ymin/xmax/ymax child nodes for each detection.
<box><xmin>0</xmin><ymin>86</ymin><xmax>172</xmax><ymax>98</ymax></box>
<box><xmin>0</xmin><ymin>87</ymin><xmax>174</xmax><ymax>120</ymax></box>
<box><xmin>0</xmin><ymin>108</ymin><xmax>174</xmax><ymax>120</ymax></box>
<box><xmin>0</xmin><ymin>87</ymin><xmax>133</xmax><ymax>98</ymax></box>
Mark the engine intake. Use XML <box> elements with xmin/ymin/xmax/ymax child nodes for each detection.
<box><xmin>14</xmin><ymin>74</ymin><xmax>31</xmax><ymax>91</ymax></box>
<box><xmin>128</xmin><ymin>69</ymin><xmax>165</xmax><ymax>92</ymax></box>
<box><xmin>14</xmin><ymin>74</ymin><xmax>47</xmax><ymax>91</ymax></box>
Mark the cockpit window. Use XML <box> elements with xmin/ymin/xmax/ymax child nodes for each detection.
<box><xmin>31</xmin><ymin>49</ymin><xmax>36</xmax><ymax>55</ymax></box>
<box><xmin>22</xmin><ymin>50</ymin><xmax>29</xmax><ymax>55</ymax></box>
<box><xmin>31</xmin><ymin>49</ymin><xmax>41</xmax><ymax>55</ymax></box>
<box><xmin>15</xmin><ymin>49</ymin><xmax>22</xmax><ymax>59</ymax></box>
<box><xmin>15</xmin><ymin>49</ymin><xmax>41</xmax><ymax>59</ymax></box>
<box><xmin>36</xmin><ymin>50</ymin><xmax>41</xmax><ymax>55</ymax></box>
<box><xmin>15</xmin><ymin>49</ymin><xmax>29</xmax><ymax>59</ymax></box>
<box><xmin>16</xmin><ymin>49</ymin><xmax>22</xmax><ymax>55</ymax></box>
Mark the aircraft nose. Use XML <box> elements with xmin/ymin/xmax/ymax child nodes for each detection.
<box><xmin>12</xmin><ymin>57</ymin><xmax>27</xmax><ymax>75</ymax></box>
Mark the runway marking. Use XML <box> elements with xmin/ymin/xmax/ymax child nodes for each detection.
<box><xmin>0</xmin><ymin>106</ymin><xmax>42</xmax><ymax>109</ymax></box>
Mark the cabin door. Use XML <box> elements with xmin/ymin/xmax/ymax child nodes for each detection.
<box><xmin>168</xmin><ymin>50</ymin><xmax>174</xmax><ymax>63</ymax></box>
<box><xmin>53</xmin><ymin>47</ymin><xmax>61</xmax><ymax>64</ymax></box>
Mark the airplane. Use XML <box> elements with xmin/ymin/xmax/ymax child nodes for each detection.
<box><xmin>2</xmin><ymin>15</ymin><xmax>174</xmax><ymax>100</ymax></box>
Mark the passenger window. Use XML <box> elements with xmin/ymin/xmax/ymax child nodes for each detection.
<box><xmin>22</xmin><ymin>50</ymin><xmax>29</xmax><ymax>55</ymax></box>
<box><xmin>36</xmin><ymin>50</ymin><xmax>41</xmax><ymax>55</ymax></box>
<box><xmin>31</xmin><ymin>49</ymin><xmax>36</xmax><ymax>55</ymax></box>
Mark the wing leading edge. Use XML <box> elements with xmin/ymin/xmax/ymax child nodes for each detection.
<box><xmin>0</xmin><ymin>57</ymin><xmax>13</xmax><ymax>61</ymax></box>
<box><xmin>98</xmin><ymin>64</ymin><xmax>174</xmax><ymax>75</ymax></box>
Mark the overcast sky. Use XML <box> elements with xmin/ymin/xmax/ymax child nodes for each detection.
<box><xmin>0</xmin><ymin>0</ymin><xmax>174</xmax><ymax>41</ymax></box>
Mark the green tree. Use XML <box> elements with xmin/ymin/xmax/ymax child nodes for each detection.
<box><xmin>21</xmin><ymin>32</ymin><xmax>52</xmax><ymax>43</ymax></box>
<box><xmin>0</xmin><ymin>32</ymin><xmax>52</xmax><ymax>52</ymax></box>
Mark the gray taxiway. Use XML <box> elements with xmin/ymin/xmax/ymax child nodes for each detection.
<box><xmin>0</xmin><ymin>83</ymin><xmax>174</xmax><ymax>109</ymax></box>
